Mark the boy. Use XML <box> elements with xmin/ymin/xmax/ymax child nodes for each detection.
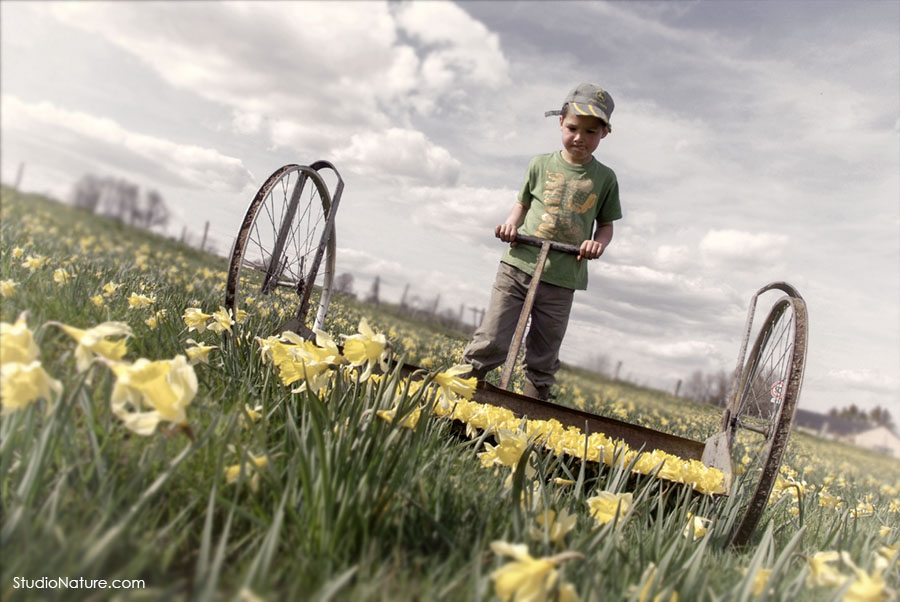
<box><xmin>462</xmin><ymin>83</ymin><xmax>622</xmax><ymax>400</ymax></box>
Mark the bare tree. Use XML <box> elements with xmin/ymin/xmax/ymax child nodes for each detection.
<box><xmin>335</xmin><ymin>273</ymin><xmax>355</xmax><ymax>297</ymax></box>
<box><xmin>588</xmin><ymin>353</ymin><xmax>611</xmax><ymax>377</ymax></box>
<box><xmin>683</xmin><ymin>369</ymin><xmax>730</xmax><ymax>406</ymax></box>
<box><xmin>140</xmin><ymin>189</ymin><xmax>170</xmax><ymax>229</ymax></box>
<box><xmin>71</xmin><ymin>174</ymin><xmax>104</xmax><ymax>213</ymax></box>
<box><xmin>70</xmin><ymin>174</ymin><xmax>170</xmax><ymax>232</ymax></box>
<box><xmin>366</xmin><ymin>275</ymin><xmax>381</xmax><ymax>306</ymax></box>
<box><xmin>94</xmin><ymin>179</ymin><xmax>140</xmax><ymax>225</ymax></box>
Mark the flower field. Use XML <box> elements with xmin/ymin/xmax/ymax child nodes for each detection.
<box><xmin>1</xmin><ymin>187</ymin><xmax>898</xmax><ymax>601</ymax></box>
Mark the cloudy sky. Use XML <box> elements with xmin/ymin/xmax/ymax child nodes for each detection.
<box><xmin>2</xmin><ymin>1</ymin><xmax>898</xmax><ymax>415</ymax></box>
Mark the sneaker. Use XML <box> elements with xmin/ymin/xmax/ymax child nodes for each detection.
<box><xmin>523</xmin><ymin>379</ymin><xmax>550</xmax><ymax>401</ymax></box>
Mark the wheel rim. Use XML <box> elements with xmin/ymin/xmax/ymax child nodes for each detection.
<box><xmin>226</xmin><ymin>165</ymin><xmax>335</xmax><ymax>332</ymax></box>
<box><xmin>726</xmin><ymin>295</ymin><xmax>807</xmax><ymax>546</ymax></box>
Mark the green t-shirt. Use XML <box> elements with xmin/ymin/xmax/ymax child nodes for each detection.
<box><xmin>502</xmin><ymin>152</ymin><xmax>622</xmax><ymax>290</ymax></box>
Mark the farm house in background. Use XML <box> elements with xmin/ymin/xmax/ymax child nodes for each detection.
<box><xmin>795</xmin><ymin>409</ymin><xmax>900</xmax><ymax>456</ymax></box>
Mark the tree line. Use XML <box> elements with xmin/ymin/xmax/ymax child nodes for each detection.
<box><xmin>680</xmin><ymin>369</ymin><xmax>895</xmax><ymax>431</ymax></box>
<box><xmin>70</xmin><ymin>174</ymin><xmax>170</xmax><ymax>230</ymax></box>
<box><xmin>828</xmin><ymin>403</ymin><xmax>895</xmax><ymax>430</ymax></box>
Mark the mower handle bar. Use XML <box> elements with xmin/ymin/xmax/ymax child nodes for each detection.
<box><xmin>513</xmin><ymin>234</ymin><xmax>581</xmax><ymax>256</ymax></box>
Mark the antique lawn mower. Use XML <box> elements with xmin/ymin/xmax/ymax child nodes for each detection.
<box><xmin>224</xmin><ymin>161</ymin><xmax>809</xmax><ymax>547</ymax></box>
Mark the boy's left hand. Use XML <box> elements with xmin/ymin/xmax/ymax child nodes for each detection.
<box><xmin>578</xmin><ymin>240</ymin><xmax>604</xmax><ymax>261</ymax></box>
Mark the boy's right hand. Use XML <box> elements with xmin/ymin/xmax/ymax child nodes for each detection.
<box><xmin>495</xmin><ymin>223</ymin><xmax>519</xmax><ymax>245</ymax></box>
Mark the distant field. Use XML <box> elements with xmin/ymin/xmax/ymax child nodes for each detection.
<box><xmin>2</xmin><ymin>187</ymin><xmax>897</xmax><ymax>601</ymax></box>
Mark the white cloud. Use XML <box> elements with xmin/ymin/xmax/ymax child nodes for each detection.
<box><xmin>1</xmin><ymin>95</ymin><xmax>253</xmax><ymax>192</ymax></box>
<box><xmin>654</xmin><ymin>244</ymin><xmax>692</xmax><ymax>271</ymax></box>
<box><xmin>46</xmin><ymin>1</ymin><xmax>511</xmax><ymax>156</ymax></box>
<box><xmin>231</xmin><ymin>111</ymin><xmax>262</xmax><ymax>135</ymax></box>
<box><xmin>393</xmin><ymin>1</ymin><xmax>510</xmax><ymax>92</ymax></box>
<box><xmin>332</xmin><ymin>128</ymin><xmax>461</xmax><ymax>187</ymax></box>
<box><xmin>699</xmin><ymin>229</ymin><xmax>789</xmax><ymax>265</ymax></box>
<box><xmin>405</xmin><ymin>185</ymin><xmax>516</xmax><ymax>243</ymax></box>
<box><xmin>640</xmin><ymin>339</ymin><xmax>720</xmax><ymax>362</ymax></box>
<box><xmin>585</xmin><ymin>261</ymin><xmax>745</xmax><ymax>337</ymax></box>
<box><xmin>826</xmin><ymin>368</ymin><xmax>900</xmax><ymax>396</ymax></box>
<box><xmin>335</xmin><ymin>246</ymin><xmax>407</xmax><ymax>286</ymax></box>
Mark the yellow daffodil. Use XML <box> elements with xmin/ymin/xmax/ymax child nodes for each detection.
<box><xmin>309</xmin><ymin>329</ymin><xmax>342</xmax><ymax>364</ymax></box>
<box><xmin>586</xmin><ymin>491</ymin><xmax>633</xmax><ymax>527</ymax></box>
<box><xmin>128</xmin><ymin>292</ymin><xmax>156</xmax><ymax>309</ymax></box>
<box><xmin>21</xmin><ymin>254</ymin><xmax>49</xmax><ymax>271</ymax></box>
<box><xmin>682</xmin><ymin>513</ymin><xmax>710</xmax><ymax>541</ymax></box>
<box><xmin>377</xmin><ymin>405</ymin><xmax>422</xmax><ymax>429</ymax></box>
<box><xmin>841</xmin><ymin>552</ymin><xmax>889</xmax><ymax>602</ymax></box>
<box><xmin>878</xmin><ymin>526</ymin><xmax>893</xmax><ymax>538</ymax></box>
<box><xmin>447</xmin><ymin>395</ymin><xmax>729</xmax><ymax>495</ymax></box>
<box><xmin>224</xmin><ymin>454</ymin><xmax>269</xmax><ymax>491</ymax></box>
<box><xmin>102</xmin><ymin>281</ymin><xmax>122</xmax><ymax>297</ymax></box>
<box><xmin>489</xmin><ymin>541</ymin><xmax>581</xmax><ymax>602</ymax></box>
<box><xmin>750</xmin><ymin>568</ymin><xmax>772</xmax><ymax>596</ymax></box>
<box><xmin>530</xmin><ymin>508</ymin><xmax>577</xmax><ymax>545</ymax></box>
<box><xmin>853</xmin><ymin>500</ymin><xmax>875</xmax><ymax>518</ymax></box>
<box><xmin>144</xmin><ymin>309</ymin><xmax>166</xmax><ymax>329</ymax></box>
<box><xmin>1</xmin><ymin>361</ymin><xmax>63</xmax><ymax>414</ymax></box>
<box><xmin>806</xmin><ymin>551</ymin><xmax>845</xmax><ymax>588</ymax></box>
<box><xmin>207</xmin><ymin>306</ymin><xmax>234</xmax><ymax>334</ymax></box>
<box><xmin>234</xmin><ymin>308</ymin><xmax>249</xmax><ymax>323</ymax></box>
<box><xmin>254</xmin><ymin>334</ymin><xmax>280</xmax><ymax>363</ymax></box>
<box><xmin>90</xmin><ymin>294</ymin><xmax>105</xmax><ymax>308</ymax></box>
<box><xmin>0</xmin><ymin>279</ymin><xmax>18</xmax><ymax>297</ymax></box>
<box><xmin>11</xmin><ymin>247</ymin><xmax>24</xmax><ymax>259</ymax></box>
<box><xmin>110</xmin><ymin>355</ymin><xmax>197</xmax><ymax>435</ymax></box>
<box><xmin>1</xmin><ymin>315</ymin><xmax>40</xmax><ymax>365</ymax></box>
<box><xmin>185</xmin><ymin>339</ymin><xmax>218</xmax><ymax>365</ymax></box>
<box><xmin>53</xmin><ymin>268</ymin><xmax>72</xmax><ymax>285</ymax></box>
<box><xmin>876</xmin><ymin>544</ymin><xmax>897</xmax><ymax>571</ymax></box>
<box><xmin>433</xmin><ymin>363</ymin><xmax>477</xmax><ymax>410</ymax></box>
<box><xmin>56</xmin><ymin>321</ymin><xmax>132</xmax><ymax>371</ymax></box>
<box><xmin>269</xmin><ymin>330</ymin><xmax>340</xmax><ymax>394</ymax></box>
<box><xmin>183</xmin><ymin>307</ymin><xmax>211</xmax><ymax>332</ymax></box>
<box><xmin>242</xmin><ymin>404</ymin><xmax>263</xmax><ymax>425</ymax></box>
<box><xmin>819</xmin><ymin>490</ymin><xmax>843</xmax><ymax>509</ymax></box>
<box><xmin>629</xmin><ymin>563</ymin><xmax>679</xmax><ymax>602</ymax></box>
<box><xmin>479</xmin><ymin>428</ymin><xmax>530</xmax><ymax>470</ymax></box>
<box><xmin>342</xmin><ymin>318</ymin><xmax>389</xmax><ymax>380</ymax></box>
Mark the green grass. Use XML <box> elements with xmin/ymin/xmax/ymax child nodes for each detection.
<box><xmin>1</xmin><ymin>187</ymin><xmax>898</xmax><ymax>601</ymax></box>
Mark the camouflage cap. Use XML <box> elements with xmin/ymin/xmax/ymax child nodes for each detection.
<box><xmin>545</xmin><ymin>83</ymin><xmax>614</xmax><ymax>130</ymax></box>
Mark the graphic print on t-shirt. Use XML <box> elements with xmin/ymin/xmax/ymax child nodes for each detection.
<box><xmin>535</xmin><ymin>170</ymin><xmax>598</xmax><ymax>244</ymax></box>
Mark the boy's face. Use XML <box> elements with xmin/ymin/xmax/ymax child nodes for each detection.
<box><xmin>559</xmin><ymin>112</ymin><xmax>608</xmax><ymax>165</ymax></box>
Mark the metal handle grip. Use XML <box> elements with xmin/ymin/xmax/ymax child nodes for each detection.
<box><xmin>514</xmin><ymin>234</ymin><xmax>581</xmax><ymax>256</ymax></box>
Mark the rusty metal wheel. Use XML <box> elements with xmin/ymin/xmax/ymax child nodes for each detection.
<box><xmin>225</xmin><ymin>163</ymin><xmax>339</xmax><ymax>335</ymax></box>
<box><xmin>723</xmin><ymin>285</ymin><xmax>808</xmax><ymax>546</ymax></box>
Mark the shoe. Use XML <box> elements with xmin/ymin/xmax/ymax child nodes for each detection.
<box><xmin>523</xmin><ymin>379</ymin><xmax>550</xmax><ymax>401</ymax></box>
<box><xmin>467</xmin><ymin>365</ymin><xmax>488</xmax><ymax>381</ymax></box>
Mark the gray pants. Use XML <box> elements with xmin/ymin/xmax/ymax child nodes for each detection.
<box><xmin>463</xmin><ymin>262</ymin><xmax>574</xmax><ymax>397</ymax></box>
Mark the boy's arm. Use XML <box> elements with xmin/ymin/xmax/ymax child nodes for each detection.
<box><xmin>495</xmin><ymin>202</ymin><xmax>527</xmax><ymax>244</ymax></box>
<box><xmin>578</xmin><ymin>220</ymin><xmax>614</xmax><ymax>261</ymax></box>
